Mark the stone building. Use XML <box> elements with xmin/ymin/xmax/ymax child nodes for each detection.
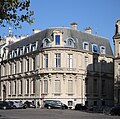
<box><xmin>113</xmin><ymin>19</ymin><xmax>120</xmax><ymax>105</ymax></box>
<box><xmin>0</xmin><ymin>23</ymin><xmax>114</xmax><ymax>108</ymax></box>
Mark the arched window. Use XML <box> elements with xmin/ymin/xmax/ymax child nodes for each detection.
<box><xmin>42</xmin><ymin>38</ymin><xmax>51</xmax><ymax>48</ymax></box>
<box><xmin>66</xmin><ymin>38</ymin><xmax>75</xmax><ymax>48</ymax></box>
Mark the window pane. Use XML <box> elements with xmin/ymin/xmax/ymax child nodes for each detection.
<box><xmin>54</xmin><ymin>53</ymin><xmax>61</xmax><ymax>67</ymax></box>
<box><xmin>67</xmin><ymin>54</ymin><xmax>73</xmax><ymax>68</ymax></box>
<box><xmin>55</xmin><ymin>35</ymin><xmax>60</xmax><ymax>45</ymax></box>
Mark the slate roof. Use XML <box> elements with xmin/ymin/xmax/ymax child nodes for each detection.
<box><xmin>7</xmin><ymin>27</ymin><xmax>113</xmax><ymax>56</ymax></box>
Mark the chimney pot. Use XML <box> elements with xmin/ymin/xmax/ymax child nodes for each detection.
<box><xmin>85</xmin><ymin>27</ymin><xmax>92</xmax><ymax>34</ymax></box>
<box><xmin>70</xmin><ymin>22</ymin><xmax>78</xmax><ymax>30</ymax></box>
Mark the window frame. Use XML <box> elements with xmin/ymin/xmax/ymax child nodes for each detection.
<box><xmin>83</xmin><ymin>42</ymin><xmax>89</xmax><ymax>51</ymax></box>
<box><xmin>100</xmin><ymin>46</ymin><xmax>106</xmax><ymax>54</ymax></box>
<box><xmin>92</xmin><ymin>44</ymin><xmax>99</xmax><ymax>53</ymax></box>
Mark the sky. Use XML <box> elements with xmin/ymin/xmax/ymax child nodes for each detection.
<box><xmin>0</xmin><ymin>0</ymin><xmax>120</xmax><ymax>52</ymax></box>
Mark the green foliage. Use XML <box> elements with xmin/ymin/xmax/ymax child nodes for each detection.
<box><xmin>0</xmin><ymin>0</ymin><xmax>34</xmax><ymax>28</ymax></box>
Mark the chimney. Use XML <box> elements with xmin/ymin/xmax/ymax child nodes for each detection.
<box><xmin>115</xmin><ymin>19</ymin><xmax>120</xmax><ymax>35</ymax></box>
<box><xmin>70</xmin><ymin>22</ymin><xmax>78</xmax><ymax>30</ymax></box>
<box><xmin>85</xmin><ymin>27</ymin><xmax>92</xmax><ymax>34</ymax></box>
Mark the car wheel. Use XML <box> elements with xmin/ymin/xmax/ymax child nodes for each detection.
<box><xmin>3</xmin><ymin>106</ymin><xmax>7</xmax><ymax>110</ymax></box>
<box><xmin>47</xmin><ymin>106</ymin><xmax>51</xmax><ymax>109</ymax></box>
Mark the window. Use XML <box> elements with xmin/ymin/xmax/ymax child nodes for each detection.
<box><xmin>83</xmin><ymin>42</ymin><xmax>89</xmax><ymax>51</ymax></box>
<box><xmin>32</xmin><ymin>57</ymin><xmax>36</xmax><ymax>70</ymax></box>
<box><xmin>44</xmin><ymin>54</ymin><xmax>48</xmax><ymax>68</ymax></box>
<box><xmin>31</xmin><ymin>79</ymin><xmax>35</xmax><ymax>94</ymax></box>
<box><xmin>100</xmin><ymin>46</ymin><xmax>106</xmax><ymax>54</ymax></box>
<box><xmin>85</xmin><ymin>56</ymin><xmax>88</xmax><ymax>69</ymax></box>
<box><xmin>25</xmin><ymin>79</ymin><xmax>29</xmax><ymax>94</ymax></box>
<box><xmin>8</xmin><ymin>82</ymin><xmax>12</xmax><ymax>95</ymax></box>
<box><xmin>68</xmin><ymin>80</ymin><xmax>73</xmax><ymax>94</ymax></box>
<box><xmin>43</xmin><ymin>80</ymin><xmax>48</xmax><ymax>94</ymax></box>
<box><xmin>13</xmin><ymin>81</ymin><xmax>16</xmax><ymax>95</ymax></box>
<box><xmin>43</xmin><ymin>38</ymin><xmax>50</xmax><ymax>48</ymax></box>
<box><xmin>92</xmin><ymin>44</ymin><xmax>98</xmax><ymax>53</ymax></box>
<box><xmin>26</xmin><ymin>45</ymin><xmax>30</xmax><ymax>53</ymax></box>
<box><xmin>66</xmin><ymin>38</ymin><xmax>75</xmax><ymax>47</ymax></box>
<box><xmin>19</xmin><ymin>59</ymin><xmax>23</xmax><ymax>73</ymax></box>
<box><xmin>25</xmin><ymin>58</ymin><xmax>29</xmax><ymax>72</ymax></box>
<box><xmin>54</xmin><ymin>53</ymin><xmax>61</xmax><ymax>68</ymax></box>
<box><xmin>68</xmin><ymin>101</ymin><xmax>73</xmax><ymax>106</ymax></box>
<box><xmin>55</xmin><ymin>80</ymin><xmax>61</xmax><ymax>93</ymax></box>
<box><xmin>18</xmin><ymin>80</ymin><xmax>22</xmax><ymax>95</ymax></box>
<box><xmin>31</xmin><ymin>41</ymin><xmax>38</xmax><ymax>51</ymax></box>
<box><xmin>55</xmin><ymin>35</ymin><xmax>60</xmax><ymax>45</ymax></box>
<box><xmin>67</xmin><ymin>54</ymin><xmax>73</xmax><ymax>69</ymax></box>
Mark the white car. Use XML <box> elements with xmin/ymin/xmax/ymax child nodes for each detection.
<box><xmin>8</xmin><ymin>101</ymin><xmax>26</xmax><ymax>109</ymax></box>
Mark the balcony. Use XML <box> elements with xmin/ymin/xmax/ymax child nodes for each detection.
<box><xmin>39</xmin><ymin>67</ymin><xmax>79</xmax><ymax>74</ymax></box>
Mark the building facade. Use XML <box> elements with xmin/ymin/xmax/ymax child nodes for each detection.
<box><xmin>0</xmin><ymin>23</ymin><xmax>114</xmax><ymax>108</ymax></box>
<box><xmin>113</xmin><ymin>19</ymin><xmax>120</xmax><ymax>105</ymax></box>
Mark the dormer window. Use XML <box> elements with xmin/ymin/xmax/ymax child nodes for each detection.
<box><xmin>92</xmin><ymin>44</ymin><xmax>98</xmax><ymax>53</ymax></box>
<box><xmin>100</xmin><ymin>46</ymin><xmax>106</xmax><ymax>54</ymax></box>
<box><xmin>55</xmin><ymin>35</ymin><xmax>60</xmax><ymax>45</ymax></box>
<box><xmin>66</xmin><ymin>38</ymin><xmax>75</xmax><ymax>48</ymax></box>
<box><xmin>83</xmin><ymin>42</ymin><xmax>89</xmax><ymax>51</ymax></box>
<box><xmin>43</xmin><ymin>38</ymin><xmax>51</xmax><ymax>48</ymax></box>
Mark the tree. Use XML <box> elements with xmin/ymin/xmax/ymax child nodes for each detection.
<box><xmin>0</xmin><ymin>0</ymin><xmax>34</xmax><ymax>28</ymax></box>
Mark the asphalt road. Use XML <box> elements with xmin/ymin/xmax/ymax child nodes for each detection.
<box><xmin>0</xmin><ymin>108</ymin><xmax>119</xmax><ymax>119</ymax></box>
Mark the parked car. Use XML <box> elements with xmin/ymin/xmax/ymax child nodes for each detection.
<box><xmin>0</xmin><ymin>101</ymin><xmax>12</xmax><ymax>110</ymax></box>
<box><xmin>8</xmin><ymin>101</ymin><xmax>26</xmax><ymax>109</ymax></box>
<box><xmin>44</xmin><ymin>100</ymin><xmax>68</xmax><ymax>109</ymax></box>
<box><xmin>24</xmin><ymin>101</ymin><xmax>36</xmax><ymax>108</ymax></box>
<box><xmin>109</xmin><ymin>105</ymin><xmax>120</xmax><ymax>116</ymax></box>
<box><xmin>75</xmin><ymin>103</ymin><xmax>87</xmax><ymax>111</ymax></box>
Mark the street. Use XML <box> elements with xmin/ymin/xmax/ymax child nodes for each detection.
<box><xmin>0</xmin><ymin>108</ymin><xmax>119</xmax><ymax>119</ymax></box>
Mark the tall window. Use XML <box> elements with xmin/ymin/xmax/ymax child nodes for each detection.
<box><xmin>54</xmin><ymin>53</ymin><xmax>61</xmax><ymax>68</ymax></box>
<box><xmin>8</xmin><ymin>82</ymin><xmax>12</xmax><ymax>95</ymax></box>
<box><xmin>32</xmin><ymin>57</ymin><xmax>36</xmax><ymax>70</ymax></box>
<box><xmin>43</xmin><ymin>80</ymin><xmax>48</xmax><ymax>94</ymax></box>
<box><xmin>25</xmin><ymin>79</ymin><xmax>29</xmax><ymax>94</ymax></box>
<box><xmin>44</xmin><ymin>54</ymin><xmax>48</xmax><ymax>68</ymax></box>
<box><xmin>55</xmin><ymin>35</ymin><xmax>60</xmax><ymax>45</ymax></box>
<box><xmin>19</xmin><ymin>59</ymin><xmax>23</xmax><ymax>73</ymax></box>
<box><xmin>13</xmin><ymin>81</ymin><xmax>16</xmax><ymax>95</ymax></box>
<box><xmin>31</xmin><ymin>79</ymin><xmax>36</xmax><ymax>94</ymax></box>
<box><xmin>85</xmin><ymin>56</ymin><xmax>88</xmax><ymax>69</ymax></box>
<box><xmin>55</xmin><ymin>80</ymin><xmax>61</xmax><ymax>93</ymax></box>
<box><xmin>67</xmin><ymin>54</ymin><xmax>73</xmax><ymax>69</ymax></box>
<box><xmin>18</xmin><ymin>80</ymin><xmax>22</xmax><ymax>95</ymax></box>
<box><xmin>26</xmin><ymin>58</ymin><xmax>29</xmax><ymax>72</ymax></box>
<box><xmin>68</xmin><ymin>80</ymin><xmax>73</xmax><ymax>94</ymax></box>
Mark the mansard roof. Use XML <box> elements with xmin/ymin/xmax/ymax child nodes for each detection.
<box><xmin>7</xmin><ymin>27</ymin><xmax>113</xmax><ymax>56</ymax></box>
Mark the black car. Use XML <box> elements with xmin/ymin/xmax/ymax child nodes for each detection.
<box><xmin>0</xmin><ymin>101</ymin><xmax>12</xmax><ymax>110</ymax></box>
<box><xmin>75</xmin><ymin>103</ymin><xmax>87</xmax><ymax>111</ymax></box>
<box><xmin>24</xmin><ymin>101</ymin><xmax>36</xmax><ymax>108</ymax></box>
<box><xmin>110</xmin><ymin>105</ymin><xmax>120</xmax><ymax>116</ymax></box>
<box><xmin>44</xmin><ymin>100</ymin><xmax>68</xmax><ymax>109</ymax></box>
